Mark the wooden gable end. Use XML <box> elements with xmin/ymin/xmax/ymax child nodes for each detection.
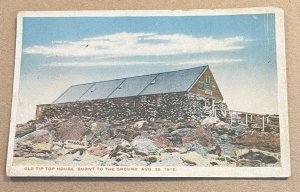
<box><xmin>189</xmin><ymin>67</ymin><xmax>223</xmax><ymax>101</ymax></box>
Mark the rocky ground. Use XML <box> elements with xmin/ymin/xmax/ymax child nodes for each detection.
<box><xmin>13</xmin><ymin>116</ymin><xmax>281</xmax><ymax>167</ymax></box>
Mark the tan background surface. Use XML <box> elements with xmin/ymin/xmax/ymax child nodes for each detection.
<box><xmin>0</xmin><ymin>0</ymin><xmax>299</xmax><ymax>191</ymax></box>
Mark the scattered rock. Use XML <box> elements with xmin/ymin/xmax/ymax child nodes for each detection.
<box><xmin>109</xmin><ymin>145</ymin><xmax>132</xmax><ymax>158</ymax></box>
<box><xmin>150</xmin><ymin>153</ymin><xmax>186</xmax><ymax>166</ymax></box>
<box><xmin>115</xmin><ymin>153</ymin><xmax>132</xmax><ymax>162</ymax></box>
<box><xmin>201</xmin><ymin>117</ymin><xmax>220</xmax><ymax>127</ymax></box>
<box><xmin>161</xmin><ymin>147</ymin><xmax>187</xmax><ymax>154</ymax></box>
<box><xmin>133</xmin><ymin>120</ymin><xmax>148</xmax><ymax>129</ymax></box>
<box><xmin>236</xmin><ymin>159</ymin><xmax>263</xmax><ymax>167</ymax></box>
<box><xmin>64</xmin><ymin>143</ymin><xmax>87</xmax><ymax>155</ymax></box>
<box><xmin>208</xmin><ymin>145</ymin><xmax>222</xmax><ymax>156</ymax></box>
<box><xmin>104</xmin><ymin>138</ymin><xmax>130</xmax><ymax>148</ymax></box>
<box><xmin>180</xmin><ymin>152</ymin><xmax>209</xmax><ymax>166</ymax></box>
<box><xmin>131</xmin><ymin>136</ymin><xmax>160</xmax><ymax>156</ymax></box>
<box><xmin>141</xmin><ymin>155</ymin><xmax>160</xmax><ymax>163</ymax></box>
<box><xmin>168</xmin><ymin>135</ymin><xmax>183</xmax><ymax>147</ymax></box>
<box><xmin>210</xmin><ymin>162</ymin><xmax>218</xmax><ymax>166</ymax></box>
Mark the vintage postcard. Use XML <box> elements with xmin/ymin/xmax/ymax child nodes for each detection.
<box><xmin>6</xmin><ymin>8</ymin><xmax>290</xmax><ymax>177</ymax></box>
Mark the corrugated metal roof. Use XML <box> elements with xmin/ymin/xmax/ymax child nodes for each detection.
<box><xmin>53</xmin><ymin>65</ymin><xmax>208</xmax><ymax>104</ymax></box>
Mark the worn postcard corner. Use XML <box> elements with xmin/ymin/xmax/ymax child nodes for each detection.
<box><xmin>6</xmin><ymin>7</ymin><xmax>290</xmax><ymax>177</ymax></box>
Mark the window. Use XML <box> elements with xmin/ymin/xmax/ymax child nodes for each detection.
<box><xmin>197</xmin><ymin>82</ymin><xmax>204</xmax><ymax>90</ymax></box>
<box><xmin>205</xmin><ymin>76</ymin><xmax>211</xmax><ymax>84</ymax></box>
<box><xmin>205</xmin><ymin>89</ymin><xmax>213</xmax><ymax>95</ymax></box>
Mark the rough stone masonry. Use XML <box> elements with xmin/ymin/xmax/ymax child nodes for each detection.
<box><xmin>36</xmin><ymin>93</ymin><xmax>228</xmax><ymax>124</ymax></box>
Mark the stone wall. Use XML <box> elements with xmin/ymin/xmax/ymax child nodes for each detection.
<box><xmin>37</xmin><ymin>92</ymin><xmax>228</xmax><ymax>124</ymax></box>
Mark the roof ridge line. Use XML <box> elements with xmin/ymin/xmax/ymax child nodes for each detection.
<box><xmin>69</xmin><ymin>65</ymin><xmax>208</xmax><ymax>87</ymax></box>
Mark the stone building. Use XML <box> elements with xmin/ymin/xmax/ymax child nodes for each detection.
<box><xmin>36</xmin><ymin>65</ymin><xmax>227</xmax><ymax>123</ymax></box>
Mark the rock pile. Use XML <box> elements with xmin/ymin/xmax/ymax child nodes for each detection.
<box><xmin>13</xmin><ymin>115</ymin><xmax>281</xmax><ymax>167</ymax></box>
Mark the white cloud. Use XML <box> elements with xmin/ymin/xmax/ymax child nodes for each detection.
<box><xmin>42</xmin><ymin>58</ymin><xmax>244</xmax><ymax>67</ymax></box>
<box><xmin>168</xmin><ymin>59</ymin><xmax>244</xmax><ymax>66</ymax></box>
<box><xmin>42</xmin><ymin>61</ymin><xmax>165</xmax><ymax>67</ymax></box>
<box><xmin>24</xmin><ymin>32</ymin><xmax>246</xmax><ymax>58</ymax></box>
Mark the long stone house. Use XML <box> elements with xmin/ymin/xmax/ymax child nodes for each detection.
<box><xmin>36</xmin><ymin>65</ymin><xmax>227</xmax><ymax>123</ymax></box>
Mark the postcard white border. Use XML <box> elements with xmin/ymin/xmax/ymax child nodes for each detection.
<box><xmin>6</xmin><ymin>7</ymin><xmax>290</xmax><ymax>177</ymax></box>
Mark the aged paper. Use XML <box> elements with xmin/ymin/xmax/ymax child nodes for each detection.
<box><xmin>6</xmin><ymin>7</ymin><xmax>290</xmax><ymax>177</ymax></box>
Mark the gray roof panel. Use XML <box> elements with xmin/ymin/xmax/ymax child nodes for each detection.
<box><xmin>53</xmin><ymin>83</ymin><xmax>94</xmax><ymax>104</ymax></box>
<box><xmin>108</xmin><ymin>74</ymin><xmax>157</xmax><ymax>98</ymax></box>
<box><xmin>139</xmin><ymin>66</ymin><xmax>207</xmax><ymax>95</ymax></box>
<box><xmin>78</xmin><ymin>79</ymin><xmax>124</xmax><ymax>101</ymax></box>
<box><xmin>53</xmin><ymin>66</ymin><xmax>208</xmax><ymax>103</ymax></box>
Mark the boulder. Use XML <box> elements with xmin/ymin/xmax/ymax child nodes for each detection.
<box><xmin>56</xmin><ymin>117</ymin><xmax>88</xmax><ymax>141</ymax></box>
<box><xmin>109</xmin><ymin>144</ymin><xmax>132</xmax><ymax>158</ymax></box>
<box><xmin>213</xmin><ymin>121</ymin><xmax>229</xmax><ymax>129</ymax></box>
<box><xmin>63</xmin><ymin>143</ymin><xmax>87</xmax><ymax>155</ymax></box>
<box><xmin>118</xmin><ymin>126</ymin><xmax>140</xmax><ymax>142</ymax></box>
<box><xmin>15</xmin><ymin>121</ymin><xmax>36</xmax><ymax>138</ymax></box>
<box><xmin>141</xmin><ymin>155</ymin><xmax>160</xmax><ymax>163</ymax></box>
<box><xmin>18</xmin><ymin>130</ymin><xmax>51</xmax><ymax>144</ymax></box>
<box><xmin>180</xmin><ymin>152</ymin><xmax>209</xmax><ymax>166</ymax></box>
<box><xmin>170</xmin><ymin>128</ymin><xmax>192</xmax><ymax>137</ymax></box>
<box><xmin>133</xmin><ymin>120</ymin><xmax>148</xmax><ymax>129</ymax></box>
<box><xmin>31</xmin><ymin>143</ymin><xmax>53</xmax><ymax>153</ymax></box>
<box><xmin>182</xmin><ymin>128</ymin><xmax>215</xmax><ymax>148</ymax></box>
<box><xmin>208</xmin><ymin>145</ymin><xmax>222</xmax><ymax>156</ymax></box>
<box><xmin>212</xmin><ymin>121</ymin><xmax>232</xmax><ymax>135</ymax></box>
<box><xmin>34</xmin><ymin>153</ymin><xmax>54</xmax><ymax>159</ymax></box>
<box><xmin>88</xmin><ymin>144</ymin><xmax>110</xmax><ymax>157</ymax></box>
<box><xmin>233</xmin><ymin>132</ymin><xmax>280</xmax><ymax>149</ymax></box>
<box><xmin>152</xmin><ymin>136</ymin><xmax>174</xmax><ymax>148</ymax></box>
<box><xmin>115</xmin><ymin>153</ymin><xmax>132</xmax><ymax>162</ymax></box>
<box><xmin>175</xmin><ymin>121</ymin><xmax>199</xmax><ymax>129</ymax></box>
<box><xmin>186</xmin><ymin>145</ymin><xmax>209</xmax><ymax>156</ymax></box>
<box><xmin>131</xmin><ymin>136</ymin><xmax>160</xmax><ymax>156</ymax></box>
<box><xmin>236</xmin><ymin>149</ymin><xmax>279</xmax><ymax>164</ymax></box>
<box><xmin>103</xmin><ymin>138</ymin><xmax>130</xmax><ymax>148</ymax></box>
<box><xmin>201</xmin><ymin>117</ymin><xmax>220</xmax><ymax>126</ymax></box>
<box><xmin>168</xmin><ymin>135</ymin><xmax>183</xmax><ymax>147</ymax></box>
<box><xmin>150</xmin><ymin>152</ymin><xmax>186</xmax><ymax>166</ymax></box>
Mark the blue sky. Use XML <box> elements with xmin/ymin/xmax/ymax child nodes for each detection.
<box><xmin>17</xmin><ymin>14</ymin><xmax>277</xmax><ymax>123</ymax></box>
